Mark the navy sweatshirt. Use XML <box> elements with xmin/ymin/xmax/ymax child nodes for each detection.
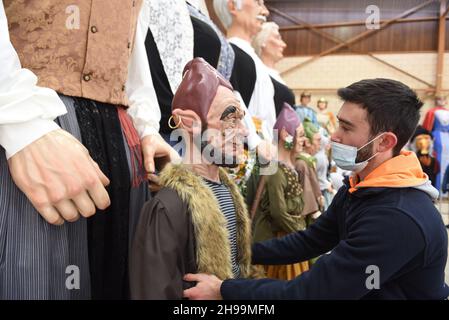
<box><xmin>221</xmin><ymin>179</ymin><xmax>449</xmax><ymax>300</ymax></box>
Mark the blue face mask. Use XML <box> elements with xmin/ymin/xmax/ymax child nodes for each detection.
<box><xmin>331</xmin><ymin>134</ymin><xmax>384</xmax><ymax>173</ymax></box>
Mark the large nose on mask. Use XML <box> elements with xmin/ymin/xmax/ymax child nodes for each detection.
<box><xmin>237</xmin><ymin>120</ymin><xmax>249</xmax><ymax>140</ymax></box>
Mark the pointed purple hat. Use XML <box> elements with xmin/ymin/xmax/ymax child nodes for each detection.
<box><xmin>273</xmin><ymin>103</ymin><xmax>301</xmax><ymax>136</ymax></box>
<box><xmin>172</xmin><ymin>57</ymin><xmax>233</xmax><ymax>126</ymax></box>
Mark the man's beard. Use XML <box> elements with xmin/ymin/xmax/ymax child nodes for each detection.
<box><xmin>355</xmin><ymin>142</ymin><xmax>374</xmax><ymax>163</ymax></box>
<box><xmin>192</xmin><ymin>125</ymin><xmax>244</xmax><ymax>168</ymax></box>
<box><xmin>200</xmin><ymin>140</ymin><xmax>240</xmax><ymax>168</ymax></box>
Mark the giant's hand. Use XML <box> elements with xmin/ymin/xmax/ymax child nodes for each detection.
<box><xmin>141</xmin><ymin>134</ymin><xmax>181</xmax><ymax>175</ymax></box>
<box><xmin>8</xmin><ymin>129</ymin><xmax>111</xmax><ymax>225</ymax></box>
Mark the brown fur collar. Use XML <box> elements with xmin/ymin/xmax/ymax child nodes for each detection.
<box><xmin>158</xmin><ymin>163</ymin><xmax>255</xmax><ymax>279</ymax></box>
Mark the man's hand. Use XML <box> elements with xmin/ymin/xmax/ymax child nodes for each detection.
<box><xmin>8</xmin><ymin>129</ymin><xmax>111</xmax><ymax>225</ymax></box>
<box><xmin>141</xmin><ymin>133</ymin><xmax>180</xmax><ymax>176</ymax></box>
<box><xmin>183</xmin><ymin>273</ymin><xmax>223</xmax><ymax>300</ymax></box>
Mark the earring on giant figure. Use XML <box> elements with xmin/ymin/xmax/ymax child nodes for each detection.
<box><xmin>168</xmin><ymin>115</ymin><xmax>183</xmax><ymax>129</ymax></box>
<box><xmin>284</xmin><ymin>135</ymin><xmax>294</xmax><ymax>150</ymax></box>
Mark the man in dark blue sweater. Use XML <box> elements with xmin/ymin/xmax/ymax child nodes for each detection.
<box><xmin>183</xmin><ymin>79</ymin><xmax>449</xmax><ymax>300</ymax></box>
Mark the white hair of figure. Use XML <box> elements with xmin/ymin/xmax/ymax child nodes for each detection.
<box><xmin>213</xmin><ymin>0</ymin><xmax>243</xmax><ymax>29</ymax></box>
<box><xmin>252</xmin><ymin>21</ymin><xmax>279</xmax><ymax>57</ymax></box>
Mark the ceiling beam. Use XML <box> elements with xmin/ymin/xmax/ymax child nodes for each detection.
<box><xmin>442</xmin><ymin>1</ymin><xmax>449</xmax><ymax>17</ymax></box>
<box><xmin>278</xmin><ymin>0</ymin><xmax>437</xmax><ymax>77</ymax></box>
<box><xmin>269</xmin><ymin>5</ymin><xmax>435</xmax><ymax>88</ymax></box>
<box><xmin>279</xmin><ymin>16</ymin><xmax>446</xmax><ymax>31</ymax></box>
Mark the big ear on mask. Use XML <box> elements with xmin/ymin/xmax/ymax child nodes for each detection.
<box><xmin>172</xmin><ymin>108</ymin><xmax>203</xmax><ymax>136</ymax></box>
<box><xmin>279</xmin><ymin>127</ymin><xmax>290</xmax><ymax>142</ymax></box>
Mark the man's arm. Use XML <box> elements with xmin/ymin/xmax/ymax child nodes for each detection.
<box><xmin>220</xmin><ymin>208</ymin><xmax>424</xmax><ymax>299</ymax></box>
<box><xmin>251</xmin><ymin>187</ymin><xmax>342</xmax><ymax>265</ymax></box>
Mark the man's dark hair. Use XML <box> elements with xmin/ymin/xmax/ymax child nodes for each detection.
<box><xmin>337</xmin><ymin>78</ymin><xmax>423</xmax><ymax>156</ymax></box>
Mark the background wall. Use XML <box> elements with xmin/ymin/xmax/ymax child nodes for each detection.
<box><xmin>276</xmin><ymin>52</ymin><xmax>449</xmax><ymax>121</ymax></box>
<box><xmin>266</xmin><ymin>0</ymin><xmax>448</xmax><ymax>56</ymax></box>
<box><xmin>205</xmin><ymin>0</ymin><xmax>448</xmax><ymax>121</ymax></box>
